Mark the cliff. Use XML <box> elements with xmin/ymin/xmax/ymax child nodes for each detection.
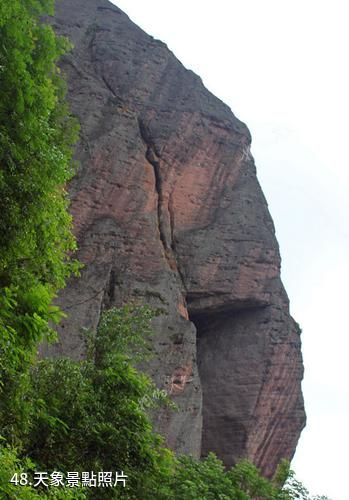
<box><xmin>45</xmin><ymin>0</ymin><xmax>306</xmax><ymax>477</ymax></box>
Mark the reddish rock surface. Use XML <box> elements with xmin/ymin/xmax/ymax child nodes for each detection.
<box><xmin>45</xmin><ymin>0</ymin><xmax>306</xmax><ymax>475</ymax></box>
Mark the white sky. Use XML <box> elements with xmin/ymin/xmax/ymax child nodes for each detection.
<box><xmin>111</xmin><ymin>1</ymin><xmax>349</xmax><ymax>497</ymax></box>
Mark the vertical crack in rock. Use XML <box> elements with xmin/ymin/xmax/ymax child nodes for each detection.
<box><xmin>102</xmin><ymin>266</ymin><xmax>116</xmax><ymax>308</ymax></box>
<box><xmin>168</xmin><ymin>190</ymin><xmax>175</xmax><ymax>250</ymax></box>
<box><xmin>101</xmin><ymin>73</ymin><xmax>117</xmax><ymax>97</ymax></box>
<box><xmin>150</xmin><ymin>152</ymin><xmax>167</xmax><ymax>250</ymax></box>
<box><xmin>138</xmin><ymin>118</ymin><xmax>178</xmax><ymax>274</ymax></box>
<box><xmin>167</xmin><ymin>186</ymin><xmax>188</xmax><ymax>291</ymax></box>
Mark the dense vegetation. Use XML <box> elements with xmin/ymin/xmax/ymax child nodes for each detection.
<box><xmin>0</xmin><ymin>305</ymin><xmax>330</xmax><ymax>499</ymax></box>
<box><xmin>0</xmin><ymin>1</ymin><xmax>330</xmax><ymax>499</ymax></box>
<box><xmin>0</xmin><ymin>0</ymin><xmax>79</xmax><ymax>443</ymax></box>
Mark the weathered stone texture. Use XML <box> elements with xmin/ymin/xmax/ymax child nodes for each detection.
<box><xmin>45</xmin><ymin>0</ymin><xmax>305</xmax><ymax>475</ymax></box>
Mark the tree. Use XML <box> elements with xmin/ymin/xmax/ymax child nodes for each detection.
<box><xmin>0</xmin><ymin>442</ymin><xmax>86</xmax><ymax>499</ymax></box>
<box><xmin>23</xmin><ymin>306</ymin><xmax>174</xmax><ymax>499</ymax></box>
<box><xmin>0</xmin><ymin>0</ymin><xmax>79</xmax><ymax>441</ymax></box>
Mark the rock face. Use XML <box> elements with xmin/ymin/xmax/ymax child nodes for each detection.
<box><xmin>46</xmin><ymin>0</ymin><xmax>305</xmax><ymax>476</ymax></box>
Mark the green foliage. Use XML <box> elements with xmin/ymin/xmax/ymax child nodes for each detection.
<box><xmin>160</xmin><ymin>455</ymin><xmax>331</xmax><ymax>500</ymax></box>
<box><xmin>228</xmin><ymin>459</ymin><xmax>281</xmax><ymax>499</ymax></box>
<box><xmin>0</xmin><ymin>442</ymin><xmax>86</xmax><ymax>499</ymax></box>
<box><xmin>0</xmin><ymin>0</ymin><xmax>79</xmax><ymax>431</ymax></box>
<box><xmin>166</xmin><ymin>453</ymin><xmax>237</xmax><ymax>500</ymax></box>
<box><xmin>92</xmin><ymin>304</ymin><xmax>160</xmax><ymax>366</ymax></box>
<box><xmin>160</xmin><ymin>455</ymin><xmax>284</xmax><ymax>500</ymax></box>
<box><xmin>19</xmin><ymin>306</ymin><xmax>173</xmax><ymax>499</ymax></box>
<box><xmin>0</xmin><ymin>5</ymin><xmax>82</xmax><ymax>495</ymax></box>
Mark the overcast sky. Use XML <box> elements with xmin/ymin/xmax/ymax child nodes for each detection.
<box><xmin>111</xmin><ymin>1</ymin><xmax>349</xmax><ymax>497</ymax></box>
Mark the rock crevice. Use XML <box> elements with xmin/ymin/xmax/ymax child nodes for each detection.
<box><xmin>138</xmin><ymin>116</ymin><xmax>186</xmax><ymax>286</ymax></box>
